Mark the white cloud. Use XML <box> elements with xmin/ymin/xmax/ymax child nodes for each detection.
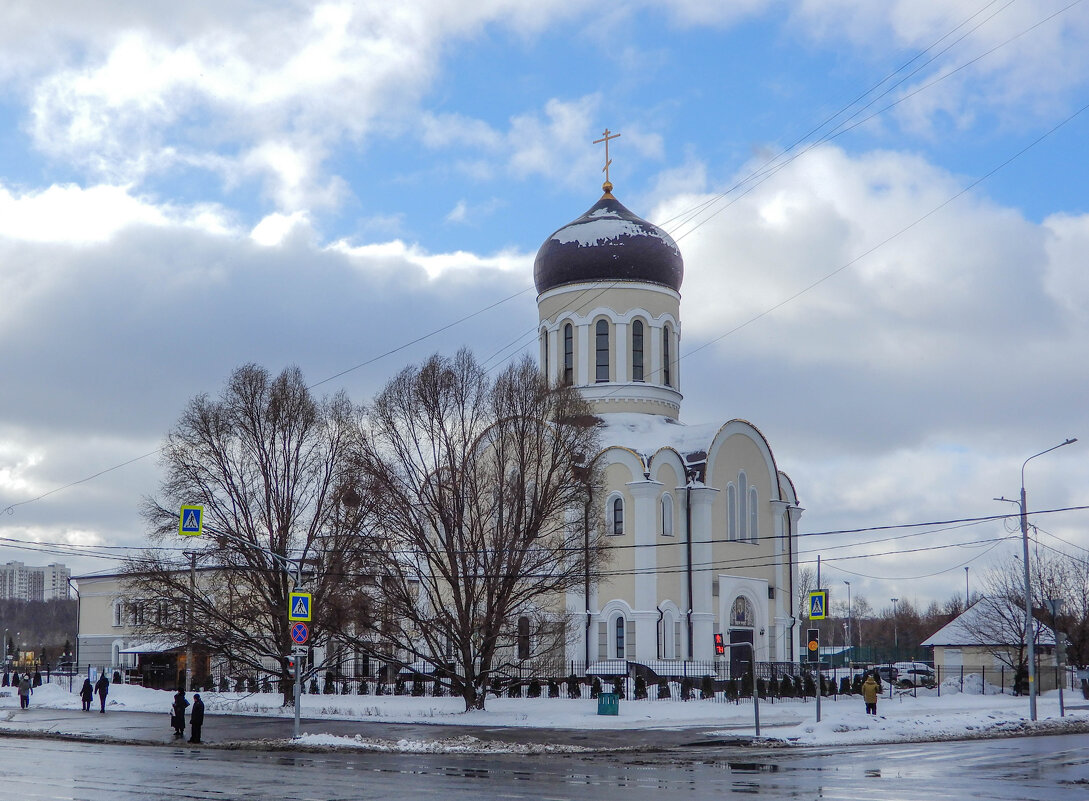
<box><xmin>0</xmin><ymin>182</ymin><xmax>232</xmax><ymax>244</ymax></box>
<box><xmin>250</xmin><ymin>210</ymin><xmax>313</xmax><ymax>247</ymax></box>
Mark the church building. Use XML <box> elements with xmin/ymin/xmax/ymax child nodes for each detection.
<box><xmin>534</xmin><ymin>164</ymin><xmax>803</xmax><ymax>674</ymax></box>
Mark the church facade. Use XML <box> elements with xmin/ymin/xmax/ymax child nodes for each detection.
<box><xmin>534</xmin><ymin>178</ymin><xmax>803</xmax><ymax>674</ymax></box>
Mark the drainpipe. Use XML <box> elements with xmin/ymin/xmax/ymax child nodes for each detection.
<box><xmin>685</xmin><ymin>478</ymin><xmax>694</xmax><ymax>660</ymax></box>
<box><xmin>786</xmin><ymin>506</ymin><xmax>796</xmax><ymax>661</ymax></box>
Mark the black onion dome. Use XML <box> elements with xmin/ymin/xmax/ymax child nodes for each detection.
<box><xmin>534</xmin><ymin>194</ymin><xmax>684</xmax><ymax>295</ymax></box>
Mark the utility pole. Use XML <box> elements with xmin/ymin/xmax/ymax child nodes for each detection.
<box><xmin>184</xmin><ymin>551</ymin><xmax>196</xmax><ymax>692</ymax></box>
<box><xmin>998</xmin><ymin>438</ymin><xmax>1077</xmax><ymax>722</ymax></box>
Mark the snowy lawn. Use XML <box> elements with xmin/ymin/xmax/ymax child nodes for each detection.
<box><xmin>2</xmin><ymin>678</ymin><xmax>1086</xmax><ymax>749</ymax></box>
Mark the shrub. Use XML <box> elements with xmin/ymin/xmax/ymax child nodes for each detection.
<box><xmin>757</xmin><ymin>678</ymin><xmax>768</xmax><ymax>699</ymax></box>
<box><xmin>507</xmin><ymin>682</ymin><xmax>521</xmax><ymax>698</ymax></box>
<box><xmin>567</xmin><ymin>674</ymin><xmax>582</xmax><ymax>699</ymax></box>
<box><xmin>375</xmin><ymin>681</ymin><xmax>385</xmax><ymax>696</ymax></box>
<box><xmin>612</xmin><ymin>676</ymin><xmax>625</xmax><ymax>700</ymax></box>
<box><xmin>681</xmin><ymin>677</ymin><xmax>693</xmax><ymax>701</ymax></box>
<box><xmin>394</xmin><ymin>676</ymin><xmax>406</xmax><ymax>696</ymax></box>
<box><xmin>527</xmin><ymin>678</ymin><xmax>542</xmax><ymax>698</ymax></box>
<box><xmin>219</xmin><ymin>676</ymin><xmax>229</xmax><ymax>693</ymax></box>
<box><xmin>741</xmin><ymin>672</ymin><xmax>754</xmax><ymax>698</ymax></box>
<box><xmin>432</xmin><ymin>679</ymin><xmax>445</xmax><ymax>697</ymax></box>
<box><xmin>261</xmin><ymin>676</ymin><xmax>271</xmax><ymax>693</ymax></box>
<box><xmin>323</xmin><ymin>675</ymin><xmax>335</xmax><ymax>694</ymax></box>
<box><xmin>700</xmin><ymin>674</ymin><xmax>715</xmax><ymax>700</ymax></box>
<box><xmin>341</xmin><ymin>681</ymin><xmax>351</xmax><ymax>695</ymax></box>
<box><xmin>840</xmin><ymin>676</ymin><xmax>851</xmax><ymax>695</ymax></box>
<box><xmin>235</xmin><ymin>676</ymin><xmax>246</xmax><ymax>692</ymax></box>
<box><xmin>411</xmin><ymin>679</ymin><xmax>425</xmax><ymax>697</ymax></box>
<box><xmin>358</xmin><ymin>679</ymin><xmax>369</xmax><ymax>695</ymax></box>
<box><xmin>591</xmin><ymin>677</ymin><xmax>602</xmax><ymax>698</ymax></box>
<box><xmin>547</xmin><ymin>679</ymin><xmax>559</xmax><ymax>698</ymax></box>
<box><xmin>491</xmin><ymin>676</ymin><xmax>503</xmax><ymax>696</ymax></box>
<box><xmin>309</xmin><ymin>678</ymin><xmax>320</xmax><ymax>694</ymax></box>
<box><xmin>634</xmin><ymin>676</ymin><xmax>648</xmax><ymax>700</ymax></box>
<box><xmin>852</xmin><ymin>674</ymin><xmax>863</xmax><ymax>695</ymax></box>
<box><xmin>657</xmin><ymin>679</ymin><xmax>670</xmax><ymax>699</ymax></box>
<box><xmin>725</xmin><ymin>677</ymin><xmax>738</xmax><ymax>701</ymax></box>
<box><xmin>204</xmin><ymin>675</ymin><xmax>215</xmax><ymax>692</ymax></box>
<box><xmin>779</xmin><ymin>675</ymin><xmax>794</xmax><ymax>698</ymax></box>
<box><xmin>803</xmin><ymin>673</ymin><xmax>816</xmax><ymax>698</ymax></box>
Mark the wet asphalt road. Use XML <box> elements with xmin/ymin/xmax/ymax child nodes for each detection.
<box><xmin>2</xmin><ymin>731</ymin><xmax>1087</xmax><ymax>800</ymax></box>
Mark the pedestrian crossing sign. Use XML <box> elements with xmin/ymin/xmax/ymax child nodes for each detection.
<box><xmin>808</xmin><ymin>590</ymin><xmax>828</xmax><ymax>620</ymax></box>
<box><xmin>288</xmin><ymin>591</ymin><xmax>312</xmax><ymax>622</ymax></box>
<box><xmin>179</xmin><ymin>505</ymin><xmax>204</xmax><ymax>537</ymax></box>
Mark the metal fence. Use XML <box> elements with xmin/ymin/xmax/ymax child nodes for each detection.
<box><xmin>39</xmin><ymin>659</ymin><xmax>1083</xmax><ymax>702</ymax></box>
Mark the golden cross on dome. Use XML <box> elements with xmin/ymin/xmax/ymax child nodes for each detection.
<box><xmin>593</xmin><ymin>128</ymin><xmax>621</xmax><ymax>193</ymax></box>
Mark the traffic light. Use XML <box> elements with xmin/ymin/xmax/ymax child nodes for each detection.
<box><xmin>714</xmin><ymin>633</ymin><xmax>725</xmax><ymax>656</ymax></box>
<box><xmin>806</xmin><ymin>629</ymin><xmax>820</xmax><ymax>663</ymax></box>
<box><xmin>286</xmin><ymin>656</ymin><xmax>296</xmax><ymax>671</ymax></box>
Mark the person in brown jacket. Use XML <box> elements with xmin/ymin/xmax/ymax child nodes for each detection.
<box><xmin>862</xmin><ymin>674</ymin><xmax>879</xmax><ymax>715</ymax></box>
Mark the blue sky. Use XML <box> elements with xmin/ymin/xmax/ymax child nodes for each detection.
<box><xmin>1</xmin><ymin>1</ymin><xmax>1088</xmax><ymax>614</ymax></box>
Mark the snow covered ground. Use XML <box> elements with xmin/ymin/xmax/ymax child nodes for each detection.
<box><xmin>2</xmin><ymin>677</ymin><xmax>1086</xmax><ymax>750</ymax></box>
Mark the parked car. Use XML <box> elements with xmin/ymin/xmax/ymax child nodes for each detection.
<box><xmin>893</xmin><ymin>661</ymin><xmax>936</xmax><ymax>687</ymax></box>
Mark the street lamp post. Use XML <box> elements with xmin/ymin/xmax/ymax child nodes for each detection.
<box><xmin>998</xmin><ymin>438</ymin><xmax>1078</xmax><ymax>722</ymax></box>
<box><xmin>890</xmin><ymin>599</ymin><xmax>899</xmax><ymax>661</ymax></box>
<box><xmin>844</xmin><ymin>580</ymin><xmax>852</xmax><ymax>658</ymax></box>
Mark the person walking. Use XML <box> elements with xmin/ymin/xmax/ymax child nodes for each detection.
<box><xmin>94</xmin><ymin>673</ymin><xmax>109</xmax><ymax>713</ymax></box>
<box><xmin>172</xmin><ymin>688</ymin><xmax>189</xmax><ymax>737</ymax></box>
<box><xmin>79</xmin><ymin>678</ymin><xmax>94</xmax><ymax>711</ymax></box>
<box><xmin>188</xmin><ymin>693</ymin><xmax>205</xmax><ymax>743</ymax></box>
<box><xmin>17</xmin><ymin>673</ymin><xmax>32</xmax><ymax>709</ymax></box>
<box><xmin>862</xmin><ymin>673</ymin><xmax>879</xmax><ymax>716</ymax></box>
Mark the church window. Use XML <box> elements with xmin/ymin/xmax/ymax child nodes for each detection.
<box><xmin>517</xmin><ymin>616</ymin><xmax>530</xmax><ymax>660</ymax></box>
<box><xmin>727</xmin><ymin>485</ymin><xmax>737</xmax><ymax>541</ymax></box>
<box><xmin>661</xmin><ymin>610</ymin><xmax>674</xmax><ymax>659</ymax></box>
<box><xmin>663</xmin><ymin>325</ymin><xmax>672</xmax><ymax>387</ymax></box>
<box><xmin>749</xmin><ymin>487</ymin><xmax>759</xmax><ymax>543</ymax></box>
<box><xmin>661</xmin><ymin>493</ymin><xmax>674</xmax><ymax>536</ymax></box>
<box><xmin>563</xmin><ymin>324</ymin><xmax>573</xmax><ymax>385</ymax></box>
<box><xmin>632</xmin><ymin>320</ymin><xmax>644</xmax><ymax>382</ymax></box>
<box><xmin>609</xmin><ymin>495</ymin><xmax>625</xmax><ymax>536</ymax></box>
<box><xmin>614</xmin><ymin>615</ymin><xmax>625</xmax><ymax>659</ymax></box>
<box><xmin>595</xmin><ymin>319</ymin><xmax>610</xmax><ymax>382</ymax></box>
<box><xmin>738</xmin><ymin>471</ymin><xmax>748</xmax><ymax>542</ymax></box>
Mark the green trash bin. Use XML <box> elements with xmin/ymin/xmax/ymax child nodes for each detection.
<box><xmin>597</xmin><ymin>691</ymin><xmax>619</xmax><ymax>715</ymax></box>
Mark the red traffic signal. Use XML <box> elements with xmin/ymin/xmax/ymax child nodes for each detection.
<box><xmin>714</xmin><ymin>632</ymin><xmax>725</xmax><ymax>655</ymax></box>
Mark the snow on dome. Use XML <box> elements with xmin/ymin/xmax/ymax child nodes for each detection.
<box><xmin>534</xmin><ymin>194</ymin><xmax>683</xmax><ymax>294</ymax></box>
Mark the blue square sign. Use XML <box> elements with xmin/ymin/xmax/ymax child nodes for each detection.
<box><xmin>179</xmin><ymin>505</ymin><xmax>204</xmax><ymax>537</ymax></box>
<box><xmin>288</xmin><ymin>591</ymin><xmax>312</xmax><ymax>622</ymax></box>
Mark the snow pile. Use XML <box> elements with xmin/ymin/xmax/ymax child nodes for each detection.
<box><xmin>939</xmin><ymin>673</ymin><xmax>1005</xmax><ymax>695</ymax></box>
<box><xmin>291</xmin><ymin>733</ymin><xmax>590</xmax><ymax>754</ymax></box>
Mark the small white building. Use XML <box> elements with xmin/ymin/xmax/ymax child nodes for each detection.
<box><xmin>921</xmin><ymin>598</ymin><xmax>1059</xmax><ymax>690</ymax></box>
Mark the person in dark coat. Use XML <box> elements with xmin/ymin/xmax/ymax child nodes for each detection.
<box><xmin>94</xmin><ymin>673</ymin><xmax>109</xmax><ymax>712</ymax></box>
<box><xmin>18</xmin><ymin>674</ymin><xmax>32</xmax><ymax>708</ymax></box>
<box><xmin>172</xmin><ymin>688</ymin><xmax>189</xmax><ymax>737</ymax></box>
<box><xmin>188</xmin><ymin>693</ymin><xmax>205</xmax><ymax>743</ymax></box>
<box><xmin>79</xmin><ymin>678</ymin><xmax>94</xmax><ymax>711</ymax></box>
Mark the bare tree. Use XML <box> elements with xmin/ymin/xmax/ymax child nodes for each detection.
<box><xmin>1032</xmin><ymin>546</ymin><xmax>1089</xmax><ymax>670</ymax></box>
<box><xmin>125</xmin><ymin>364</ymin><xmax>362</xmax><ymax>703</ymax></box>
<box><xmin>796</xmin><ymin>567</ymin><xmax>815</xmax><ymax>619</ymax></box>
<box><xmin>344</xmin><ymin>350</ymin><xmax>606</xmax><ymax>711</ymax></box>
